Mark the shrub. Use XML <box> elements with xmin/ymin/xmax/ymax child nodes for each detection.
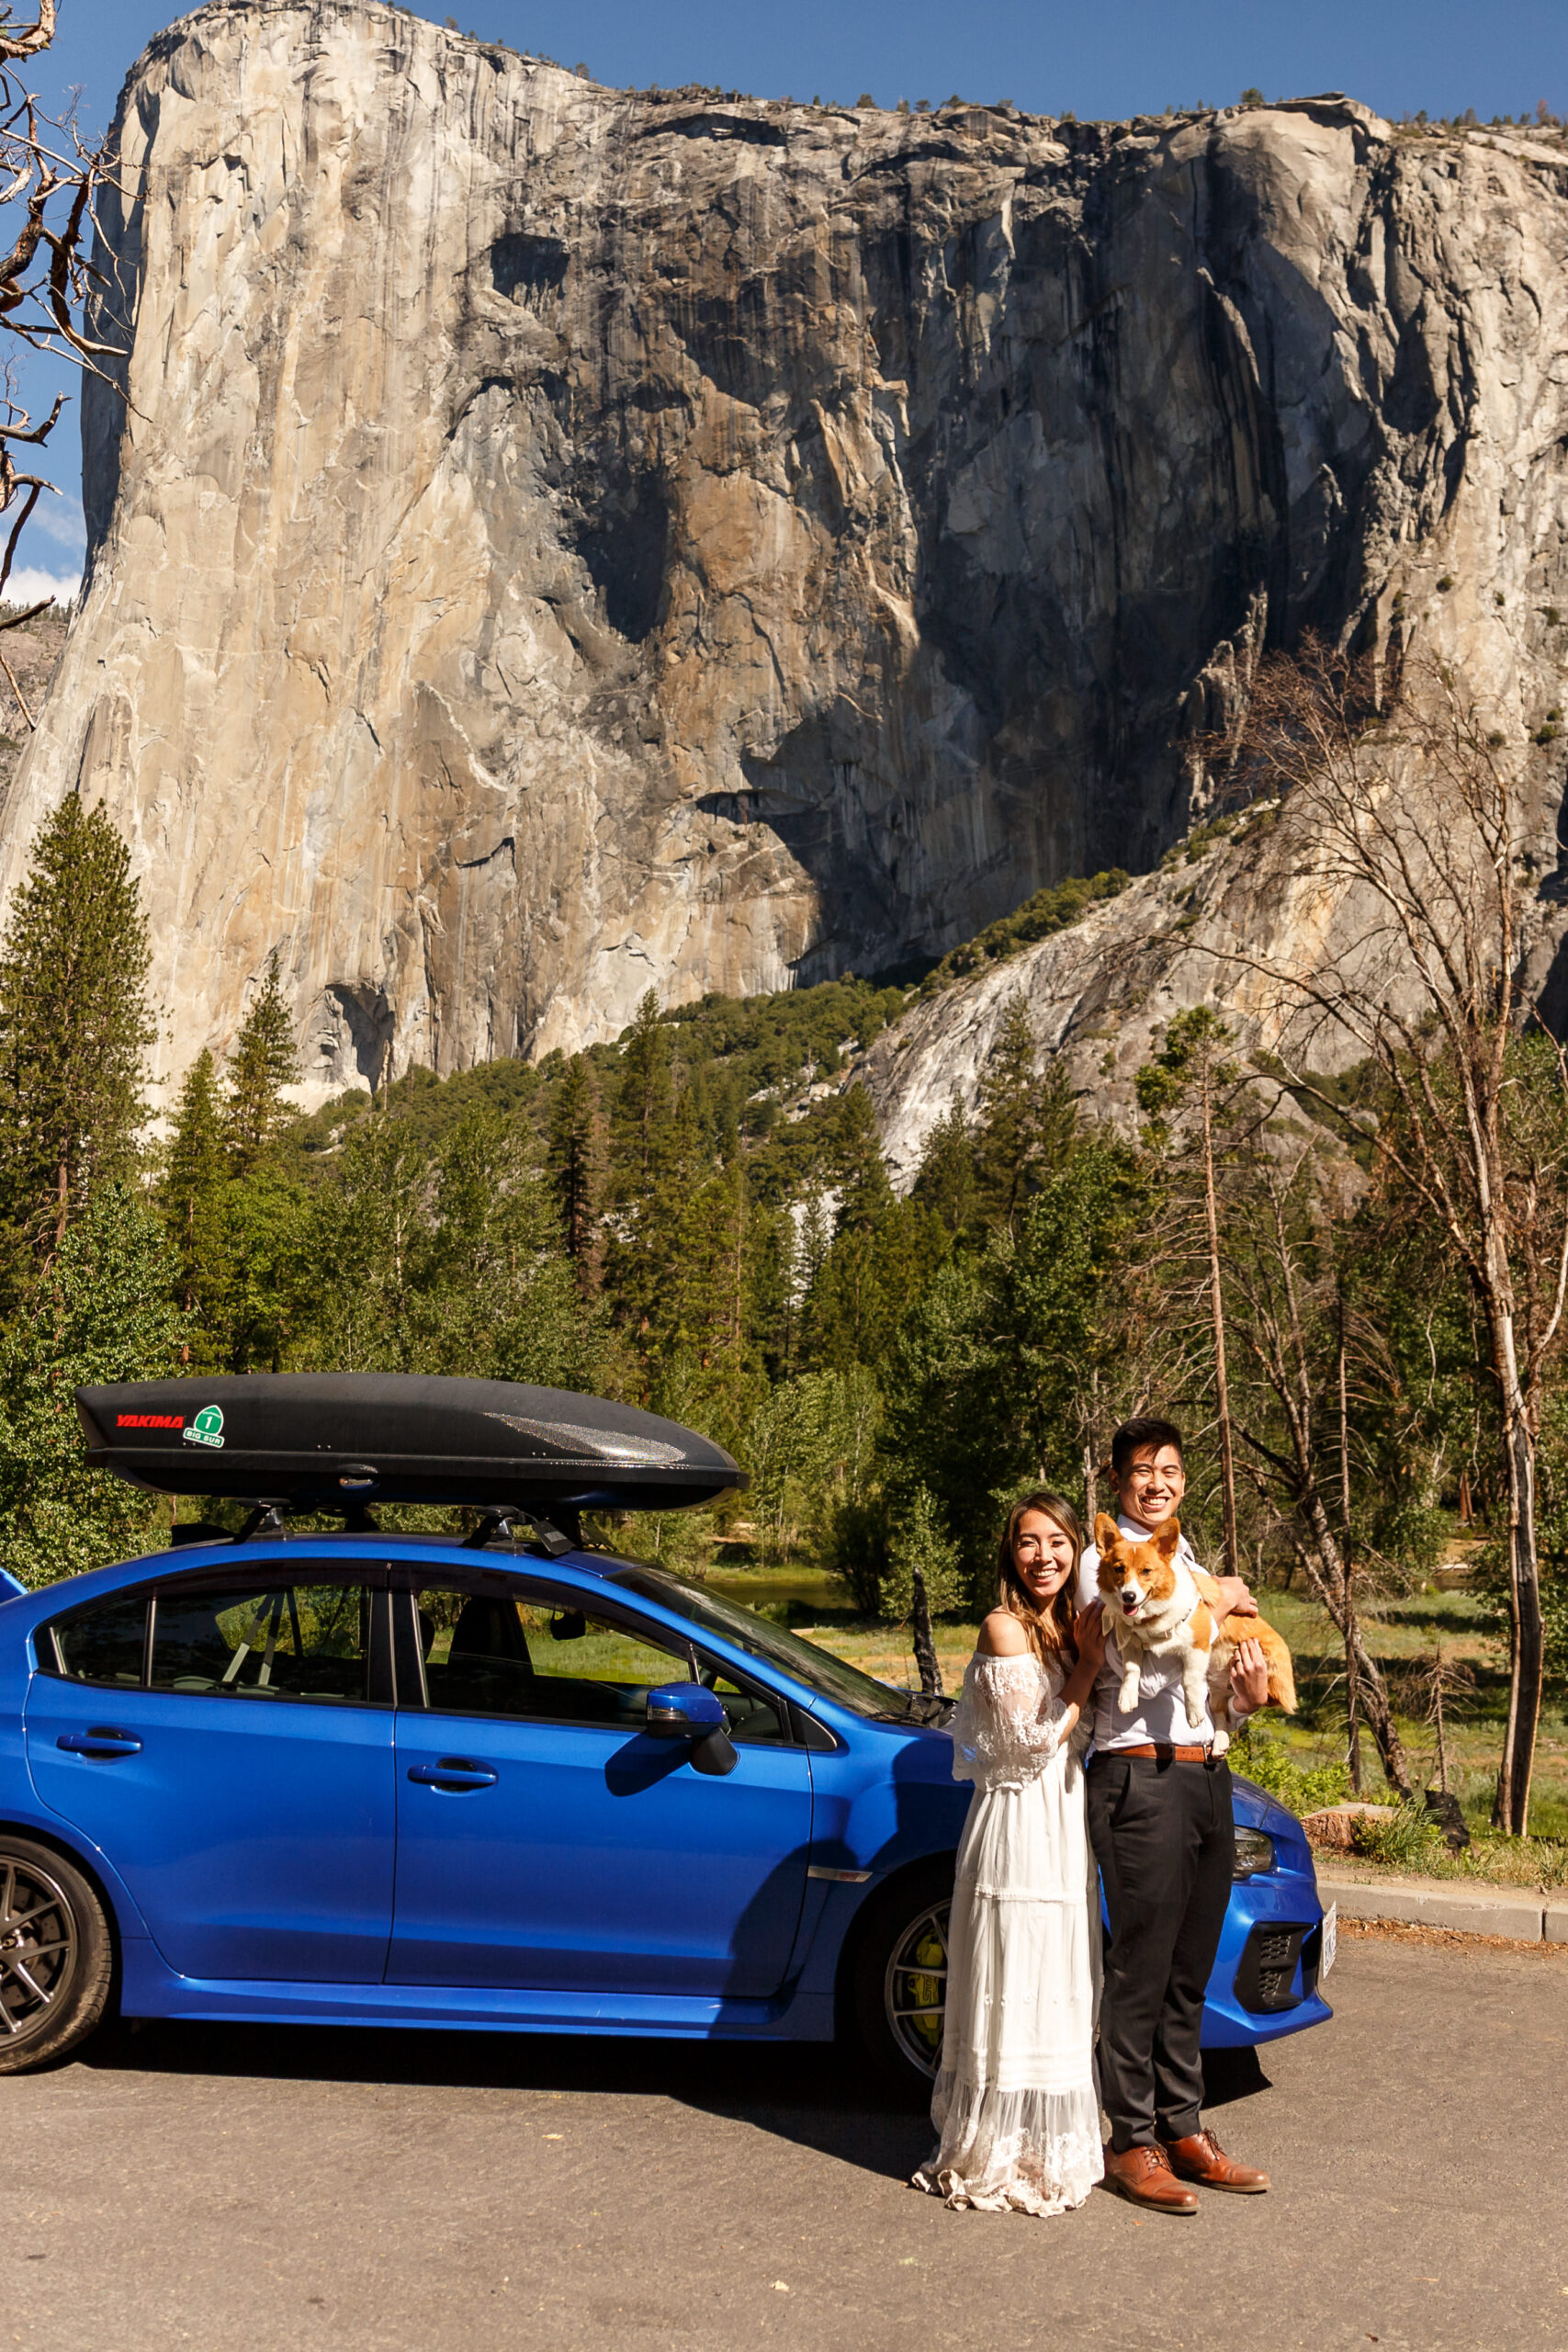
<box><xmin>1228</xmin><ymin>1724</ymin><xmax>1352</xmax><ymax>1816</ymax></box>
<box><xmin>1352</xmin><ymin>1803</ymin><xmax>1449</xmax><ymax>1872</ymax></box>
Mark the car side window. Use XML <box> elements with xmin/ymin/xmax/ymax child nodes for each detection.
<box><xmin>412</xmin><ymin>1585</ymin><xmax>693</xmax><ymax>1728</ymax></box>
<box><xmin>42</xmin><ymin>1591</ymin><xmax>149</xmax><ymax>1687</ymax></box>
<box><xmin>698</xmin><ymin>1655</ymin><xmax>790</xmax><ymax>1747</ymax></box>
<box><xmin>149</xmin><ymin>1579</ymin><xmax>378</xmax><ymax>1707</ymax></box>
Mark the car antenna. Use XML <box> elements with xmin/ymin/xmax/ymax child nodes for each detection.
<box><xmin>464</xmin><ymin>1503</ymin><xmax>573</xmax><ymax>1557</ymax></box>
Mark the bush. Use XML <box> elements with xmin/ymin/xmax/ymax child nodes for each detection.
<box><xmin>1228</xmin><ymin>1724</ymin><xmax>1352</xmax><ymax>1816</ymax></box>
<box><xmin>1352</xmin><ymin>1803</ymin><xmax>1450</xmax><ymax>1872</ymax></box>
<box><xmin>823</xmin><ymin>1489</ymin><xmax>891</xmax><ymax>1615</ymax></box>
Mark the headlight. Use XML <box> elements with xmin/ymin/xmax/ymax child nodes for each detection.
<box><xmin>1233</xmin><ymin>1828</ymin><xmax>1277</xmax><ymax>1879</ymax></box>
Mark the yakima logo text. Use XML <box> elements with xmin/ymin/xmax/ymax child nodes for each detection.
<box><xmin>117</xmin><ymin>1414</ymin><xmax>185</xmax><ymax>1429</ymax></box>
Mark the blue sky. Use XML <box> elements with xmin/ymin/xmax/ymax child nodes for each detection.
<box><xmin>13</xmin><ymin>0</ymin><xmax>1568</xmax><ymax>599</ymax></box>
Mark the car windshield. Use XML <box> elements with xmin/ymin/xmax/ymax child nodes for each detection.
<box><xmin>604</xmin><ymin>1560</ymin><xmax>934</xmax><ymax>1723</ymax></box>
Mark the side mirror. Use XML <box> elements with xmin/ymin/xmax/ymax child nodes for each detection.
<box><xmin>549</xmin><ymin>1610</ymin><xmax>586</xmax><ymax>1643</ymax></box>
<box><xmin>646</xmin><ymin>1682</ymin><xmax>727</xmax><ymax>1738</ymax></box>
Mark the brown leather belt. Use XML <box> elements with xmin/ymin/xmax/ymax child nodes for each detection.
<box><xmin>1116</xmin><ymin>1742</ymin><xmax>1213</xmax><ymax>1763</ymax></box>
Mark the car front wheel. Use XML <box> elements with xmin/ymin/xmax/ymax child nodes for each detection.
<box><xmin>0</xmin><ymin>1837</ymin><xmax>113</xmax><ymax>2074</ymax></box>
<box><xmin>850</xmin><ymin>1859</ymin><xmax>953</xmax><ymax>2100</ymax></box>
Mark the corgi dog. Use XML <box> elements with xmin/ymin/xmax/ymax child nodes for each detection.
<box><xmin>1093</xmin><ymin>1513</ymin><xmax>1297</xmax><ymax>1754</ymax></box>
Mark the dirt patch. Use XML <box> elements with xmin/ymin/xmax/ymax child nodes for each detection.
<box><xmin>1339</xmin><ymin>1913</ymin><xmax>1568</xmax><ymax>1960</ymax></box>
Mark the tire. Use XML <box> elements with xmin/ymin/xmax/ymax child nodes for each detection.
<box><xmin>850</xmin><ymin>1857</ymin><xmax>954</xmax><ymax>2102</ymax></box>
<box><xmin>0</xmin><ymin>1835</ymin><xmax>114</xmax><ymax>2074</ymax></box>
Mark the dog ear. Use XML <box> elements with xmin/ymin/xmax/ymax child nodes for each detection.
<box><xmin>1152</xmin><ymin>1517</ymin><xmax>1181</xmax><ymax>1559</ymax></box>
<box><xmin>1093</xmin><ymin>1511</ymin><xmax>1122</xmax><ymax>1553</ymax></box>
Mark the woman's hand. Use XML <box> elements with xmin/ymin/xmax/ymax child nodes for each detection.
<box><xmin>1072</xmin><ymin>1599</ymin><xmax>1108</xmax><ymax>1669</ymax></box>
<box><xmin>1230</xmin><ymin>1636</ymin><xmax>1269</xmax><ymax>1714</ymax></box>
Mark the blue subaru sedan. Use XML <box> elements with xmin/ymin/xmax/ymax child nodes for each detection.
<box><xmin>0</xmin><ymin>1375</ymin><xmax>1331</xmax><ymax>2083</ymax></box>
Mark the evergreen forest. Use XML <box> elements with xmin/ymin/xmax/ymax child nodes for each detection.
<box><xmin>6</xmin><ymin>786</ymin><xmax>1568</xmax><ymax>1849</ymax></box>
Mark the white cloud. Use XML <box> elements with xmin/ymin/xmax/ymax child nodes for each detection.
<box><xmin>1</xmin><ymin>564</ymin><xmax>80</xmax><ymax>607</ymax></box>
<box><xmin>32</xmin><ymin>497</ymin><xmax>85</xmax><ymax>552</ymax></box>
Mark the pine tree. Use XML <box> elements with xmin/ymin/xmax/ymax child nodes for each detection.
<box><xmin>225</xmin><ymin>949</ymin><xmax>299</xmax><ymax>1172</ymax></box>
<box><xmin>160</xmin><ymin>1047</ymin><xmax>231</xmax><ymax>1353</ymax></box>
<box><xmin>912</xmin><ymin>1095</ymin><xmax>978</xmax><ymax>1236</ymax></box>
<box><xmin>973</xmin><ymin>993</ymin><xmax>1038</xmax><ymax>1227</ymax></box>
<box><xmin>973</xmin><ymin>999</ymin><xmax>1077</xmax><ymax>1228</ymax></box>
<box><xmin>0</xmin><ymin>794</ymin><xmax>155</xmax><ymax>1260</ymax></box>
<box><xmin>831</xmin><ymin>1084</ymin><xmax>894</xmax><ymax>1234</ymax></box>
<box><xmin>613</xmin><ymin>989</ymin><xmax>674</xmax><ymax>1193</ymax></box>
<box><xmin>0</xmin><ymin>1182</ymin><xmax>186</xmax><ymax>1584</ymax></box>
<box><xmin>547</xmin><ymin>1057</ymin><xmax>604</xmax><ymax>1294</ymax></box>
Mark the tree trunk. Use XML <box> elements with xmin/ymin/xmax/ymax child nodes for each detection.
<box><xmin>1083</xmin><ymin>1366</ymin><xmax>1100</xmax><ymax>1525</ymax></box>
<box><xmin>1337</xmin><ymin>1324</ymin><xmax>1362</xmax><ymax>1794</ymax></box>
<box><xmin>1495</xmin><ymin>1382</ymin><xmax>1545</xmax><ymax>1835</ymax></box>
<box><xmin>910</xmin><ymin>1563</ymin><xmax>942</xmax><ymax>1699</ymax></box>
<box><xmin>1202</xmin><ymin>1077</ymin><xmax>1239</xmax><ymax>1577</ymax></box>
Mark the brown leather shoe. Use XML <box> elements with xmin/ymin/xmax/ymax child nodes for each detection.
<box><xmin>1158</xmin><ymin>2129</ymin><xmax>1270</xmax><ymax>2193</ymax></box>
<box><xmin>1101</xmin><ymin>2144</ymin><xmax>1199</xmax><ymax>2214</ymax></box>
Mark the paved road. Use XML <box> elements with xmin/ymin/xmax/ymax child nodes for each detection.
<box><xmin>3</xmin><ymin>1931</ymin><xmax>1560</xmax><ymax>2352</ymax></box>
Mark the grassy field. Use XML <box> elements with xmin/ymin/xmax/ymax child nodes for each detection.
<box><xmin>706</xmin><ymin>1565</ymin><xmax>1568</xmax><ymax>1879</ymax></box>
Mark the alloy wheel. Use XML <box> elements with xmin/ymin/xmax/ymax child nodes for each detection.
<box><xmin>0</xmin><ymin>1854</ymin><xmax>79</xmax><ymax>2047</ymax></box>
<box><xmin>883</xmin><ymin>1896</ymin><xmax>949</xmax><ymax>2078</ymax></box>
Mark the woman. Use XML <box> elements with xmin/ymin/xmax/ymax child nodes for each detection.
<box><xmin>914</xmin><ymin>1491</ymin><xmax>1107</xmax><ymax>2216</ymax></box>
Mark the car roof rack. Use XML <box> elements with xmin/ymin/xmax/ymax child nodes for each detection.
<box><xmin>74</xmin><ymin>1374</ymin><xmax>744</xmax><ymax>1519</ymax></box>
<box><xmin>463</xmin><ymin>1504</ymin><xmax>574</xmax><ymax>1556</ymax></box>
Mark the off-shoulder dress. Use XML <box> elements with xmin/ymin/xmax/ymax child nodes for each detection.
<box><xmin>913</xmin><ymin>1648</ymin><xmax>1103</xmax><ymax>2215</ymax></box>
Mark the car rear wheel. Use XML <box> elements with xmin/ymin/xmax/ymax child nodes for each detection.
<box><xmin>0</xmin><ymin>1837</ymin><xmax>113</xmax><ymax>2074</ymax></box>
<box><xmin>850</xmin><ymin>1859</ymin><xmax>953</xmax><ymax>2101</ymax></box>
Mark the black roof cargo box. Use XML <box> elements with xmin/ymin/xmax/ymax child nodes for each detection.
<box><xmin>75</xmin><ymin>1374</ymin><xmax>744</xmax><ymax>1512</ymax></box>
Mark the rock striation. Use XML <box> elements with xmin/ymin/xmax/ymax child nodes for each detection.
<box><xmin>5</xmin><ymin>3</ymin><xmax>1568</xmax><ymax>1104</ymax></box>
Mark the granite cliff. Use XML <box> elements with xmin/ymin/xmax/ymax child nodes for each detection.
<box><xmin>5</xmin><ymin>2</ymin><xmax>1568</xmax><ymax>1105</ymax></box>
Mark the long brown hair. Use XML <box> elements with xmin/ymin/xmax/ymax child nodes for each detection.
<box><xmin>998</xmin><ymin>1490</ymin><xmax>1083</xmax><ymax>1664</ymax></box>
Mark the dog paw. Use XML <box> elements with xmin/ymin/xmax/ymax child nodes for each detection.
<box><xmin>1211</xmin><ymin>1727</ymin><xmax>1230</xmax><ymax>1758</ymax></box>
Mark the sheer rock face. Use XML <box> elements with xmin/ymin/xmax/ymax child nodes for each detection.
<box><xmin>6</xmin><ymin>3</ymin><xmax>1568</xmax><ymax>1104</ymax></box>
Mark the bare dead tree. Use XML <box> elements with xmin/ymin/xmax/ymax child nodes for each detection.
<box><xmin>1136</xmin><ymin>1007</ymin><xmax>1258</xmax><ymax>1575</ymax></box>
<box><xmin>0</xmin><ymin>5</ymin><xmax>124</xmax><ymax>670</ymax></box>
<box><xmin>1336</xmin><ymin>1295</ymin><xmax>1362</xmax><ymax>1792</ymax></box>
<box><xmin>1226</xmin><ymin>639</ymin><xmax>1568</xmax><ymax>1834</ymax></box>
<box><xmin>1212</xmin><ymin>1134</ymin><xmax>1414</xmax><ymax>1792</ymax></box>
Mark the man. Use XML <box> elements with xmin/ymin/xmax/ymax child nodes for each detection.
<box><xmin>1077</xmin><ymin>1416</ymin><xmax>1272</xmax><ymax>2215</ymax></box>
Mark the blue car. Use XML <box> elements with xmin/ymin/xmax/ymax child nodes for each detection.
<box><xmin>0</xmin><ymin>1375</ymin><xmax>1332</xmax><ymax>2085</ymax></box>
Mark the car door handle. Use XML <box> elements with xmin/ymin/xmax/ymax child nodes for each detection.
<box><xmin>57</xmin><ymin>1729</ymin><xmax>143</xmax><ymax>1758</ymax></box>
<box><xmin>407</xmin><ymin>1759</ymin><xmax>498</xmax><ymax>1791</ymax></box>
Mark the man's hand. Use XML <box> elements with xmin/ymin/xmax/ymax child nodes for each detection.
<box><xmin>1211</xmin><ymin>1574</ymin><xmax>1258</xmax><ymax>1621</ymax></box>
<box><xmin>1230</xmin><ymin>1637</ymin><xmax>1269</xmax><ymax>1714</ymax></box>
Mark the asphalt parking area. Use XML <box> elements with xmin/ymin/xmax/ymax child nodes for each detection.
<box><xmin>2</xmin><ymin>1931</ymin><xmax>1559</xmax><ymax>2352</ymax></box>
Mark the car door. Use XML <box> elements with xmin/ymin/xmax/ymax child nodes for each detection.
<box><xmin>25</xmin><ymin>1566</ymin><xmax>396</xmax><ymax>1982</ymax></box>
<box><xmin>389</xmin><ymin>1574</ymin><xmax>813</xmax><ymax>1998</ymax></box>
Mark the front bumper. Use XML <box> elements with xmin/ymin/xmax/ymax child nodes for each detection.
<box><xmin>1201</xmin><ymin>1859</ymin><xmax>1334</xmax><ymax>2047</ymax></box>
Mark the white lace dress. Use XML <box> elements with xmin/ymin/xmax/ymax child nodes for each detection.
<box><xmin>913</xmin><ymin>1650</ymin><xmax>1103</xmax><ymax>2215</ymax></box>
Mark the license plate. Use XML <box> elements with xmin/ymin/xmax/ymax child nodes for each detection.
<box><xmin>1320</xmin><ymin>1901</ymin><xmax>1337</xmax><ymax>1980</ymax></box>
